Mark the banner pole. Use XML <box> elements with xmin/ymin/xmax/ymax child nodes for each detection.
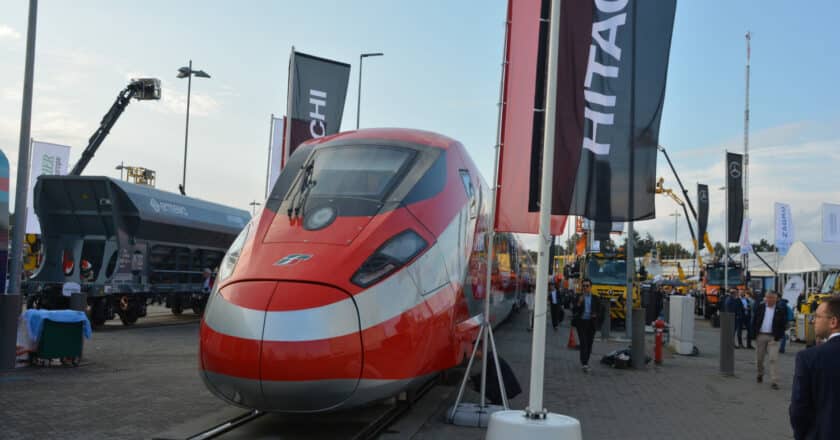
<box><xmin>743</xmin><ymin>32</ymin><xmax>751</xmax><ymax>281</ymax></box>
<box><xmin>526</xmin><ymin>0</ymin><xmax>561</xmax><ymax>418</ymax></box>
<box><xmin>725</xmin><ymin>150</ymin><xmax>729</xmax><ymax>296</ymax></box>
<box><xmin>448</xmin><ymin>5</ymin><xmax>511</xmax><ymax>426</ymax></box>
<box><xmin>282</xmin><ymin>46</ymin><xmax>295</xmax><ymax>171</ymax></box>
<box><xmin>264</xmin><ymin>114</ymin><xmax>274</xmax><ymax>199</ymax></box>
<box><xmin>9</xmin><ymin>0</ymin><xmax>38</xmax><ymax>296</ymax></box>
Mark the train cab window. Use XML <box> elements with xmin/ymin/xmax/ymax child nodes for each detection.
<box><xmin>304</xmin><ymin>146</ymin><xmax>414</xmax><ymax>200</ymax></box>
<box><xmin>459</xmin><ymin>170</ymin><xmax>477</xmax><ymax>218</ymax></box>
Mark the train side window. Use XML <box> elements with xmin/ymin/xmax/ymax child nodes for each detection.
<box><xmin>459</xmin><ymin>170</ymin><xmax>477</xmax><ymax>219</ymax></box>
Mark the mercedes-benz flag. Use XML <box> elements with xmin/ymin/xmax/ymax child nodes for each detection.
<box><xmin>726</xmin><ymin>152</ymin><xmax>744</xmax><ymax>243</ymax></box>
<box><xmin>697</xmin><ymin>184</ymin><xmax>709</xmax><ymax>248</ymax></box>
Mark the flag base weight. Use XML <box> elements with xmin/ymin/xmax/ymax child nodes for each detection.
<box><xmin>486</xmin><ymin>410</ymin><xmax>582</xmax><ymax>440</ymax></box>
<box><xmin>448</xmin><ymin>402</ymin><xmax>505</xmax><ymax>428</ymax></box>
<box><xmin>447</xmin><ymin>320</ymin><xmax>509</xmax><ymax>428</ymax></box>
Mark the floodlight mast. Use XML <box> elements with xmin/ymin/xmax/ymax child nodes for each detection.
<box><xmin>69</xmin><ymin>78</ymin><xmax>161</xmax><ymax>176</ymax></box>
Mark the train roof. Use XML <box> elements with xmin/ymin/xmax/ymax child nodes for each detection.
<box><xmin>302</xmin><ymin>128</ymin><xmax>460</xmax><ymax>150</ymax></box>
<box><xmin>35</xmin><ymin>175</ymin><xmax>250</xmax><ymax>236</ymax></box>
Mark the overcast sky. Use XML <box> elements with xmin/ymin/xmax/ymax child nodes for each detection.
<box><xmin>1</xmin><ymin>1</ymin><xmax>838</xmax><ymax>252</ymax></box>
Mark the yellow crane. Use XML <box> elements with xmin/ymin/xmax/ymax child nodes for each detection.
<box><xmin>655</xmin><ymin>177</ymin><xmax>714</xmax><ymax>267</ymax></box>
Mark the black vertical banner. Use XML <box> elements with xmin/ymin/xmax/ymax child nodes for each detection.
<box><xmin>287</xmin><ymin>52</ymin><xmax>351</xmax><ymax>156</ymax></box>
<box><xmin>528</xmin><ymin>0</ymin><xmax>677</xmax><ymax>221</ymax></box>
<box><xmin>726</xmin><ymin>153</ymin><xmax>744</xmax><ymax>243</ymax></box>
<box><xmin>697</xmin><ymin>183</ymin><xmax>709</xmax><ymax>246</ymax></box>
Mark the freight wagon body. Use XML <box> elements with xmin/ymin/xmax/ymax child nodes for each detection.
<box><xmin>23</xmin><ymin>176</ymin><xmax>249</xmax><ymax>325</ymax></box>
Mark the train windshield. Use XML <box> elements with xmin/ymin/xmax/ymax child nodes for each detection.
<box><xmin>307</xmin><ymin>146</ymin><xmax>413</xmax><ymax>200</ymax></box>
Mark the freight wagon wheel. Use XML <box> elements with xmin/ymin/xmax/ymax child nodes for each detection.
<box><xmin>90</xmin><ymin>298</ymin><xmax>107</xmax><ymax>327</ymax></box>
<box><xmin>117</xmin><ymin>295</ymin><xmax>138</xmax><ymax>326</ymax></box>
<box><xmin>171</xmin><ymin>298</ymin><xmax>183</xmax><ymax>315</ymax></box>
<box><xmin>119</xmin><ymin>310</ymin><xmax>138</xmax><ymax>326</ymax></box>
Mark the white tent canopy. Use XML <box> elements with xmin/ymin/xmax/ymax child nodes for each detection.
<box><xmin>778</xmin><ymin>241</ymin><xmax>840</xmax><ymax>274</ymax></box>
<box><xmin>750</xmin><ymin>251</ymin><xmax>779</xmax><ymax>278</ymax></box>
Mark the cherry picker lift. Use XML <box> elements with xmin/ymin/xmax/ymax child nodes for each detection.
<box><xmin>69</xmin><ymin>78</ymin><xmax>161</xmax><ymax>175</ymax></box>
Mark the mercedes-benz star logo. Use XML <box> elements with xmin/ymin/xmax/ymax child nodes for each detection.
<box><xmin>729</xmin><ymin>162</ymin><xmax>742</xmax><ymax>179</ymax></box>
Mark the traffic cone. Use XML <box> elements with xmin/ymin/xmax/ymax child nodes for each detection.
<box><xmin>567</xmin><ymin>327</ymin><xmax>578</xmax><ymax>349</ymax></box>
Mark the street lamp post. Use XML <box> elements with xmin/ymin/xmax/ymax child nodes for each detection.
<box><xmin>670</xmin><ymin>211</ymin><xmax>681</xmax><ymax>261</ymax></box>
<box><xmin>176</xmin><ymin>60</ymin><xmax>211</xmax><ymax>195</ymax></box>
<box><xmin>249</xmin><ymin>200</ymin><xmax>261</xmax><ymax>216</ymax></box>
<box><xmin>356</xmin><ymin>52</ymin><xmax>383</xmax><ymax>130</ymax></box>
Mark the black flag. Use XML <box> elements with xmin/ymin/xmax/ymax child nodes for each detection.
<box><xmin>697</xmin><ymin>183</ymin><xmax>709</xmax><ymax>247</ymax></box>
<box><xmin>726</xmin><ymin>152</ymin><xmax>744</xmax><ymax>243</ymax></box>
<box><xmin>285</xmin><ymin>51</ymin><xmax>351</xmax><ymax>161</ymax></box>
<box><xmin>527</xmin><ymin>0</ymin><xmax>677</xmax><ymax>221</ymax></box>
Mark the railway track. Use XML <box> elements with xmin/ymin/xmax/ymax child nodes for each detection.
<box><xmin>168</xmin><ymin>375</ymin><xmax>440</xmax><ymax>440</ymax></box>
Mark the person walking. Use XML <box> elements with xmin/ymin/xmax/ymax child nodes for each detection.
<box><xmin>743</xmin><ymin>291</ymin><xmax>755</xmax><ymax>349</ymax></box>
<box><xmin>790</xmin><ymin>296</ymin><xmax>840</xmax><ymax>440</ymax></box>
<box><xmin>725</xmin><ymin>288</ymin><xmax>746</xmax><ymax>348</ymax></box>
<box><xmin>752</xmin><ymin>291</ymin><xmax>788</xmax><ymax>390</ymax></box>
<box><xmin>549</xmin><ymin>280</ymin><xmax>564</xmax><ymax>330</ymax></box>
<box><xmin>573</xmin><ymin>278</ymin><xmax>600</xmax><ymax>373</ymax></box>
<box><xmin>779</xmin><ymin>298</ymin><xmax>795</xmax><ymax>354</ymax></box>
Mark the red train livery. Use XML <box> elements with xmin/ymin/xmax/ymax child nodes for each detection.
<box><xmin>199</xmin><ymin>128</ymin><xmax>526</xmax><ymax>412</ymax></box>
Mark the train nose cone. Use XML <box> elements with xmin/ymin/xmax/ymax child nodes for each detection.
<box><xmin>259</xmin><ymin>282</ymin><xmax>363</xmax><ymax>412</ymax></box>
<box><xmin>200</xmin><ymin>281</ymin><xmax>276</xmax><ymax>409</ymax></box>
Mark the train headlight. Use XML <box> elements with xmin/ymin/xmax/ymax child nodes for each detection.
<box><xmin>351</xmin><ymin>230</ymin><xmax>427</xmax><ymax>288</ymax></box>
<box><xmin>219</xmin><ymin>222</ymin><xmax>251</xmax><ymax>283</ymax></box>
<box><xmin>304</xmin><ymin>206</ymin><xmax>336</xmax><ymax>231</ymax></box>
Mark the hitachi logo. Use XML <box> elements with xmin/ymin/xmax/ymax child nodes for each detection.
<box><xmin>309</xmin><ymin>89</ymin><xmax>327</xmax><ymax>138</ymax></box>
<box><xmin>582</xmin><ymin>0</ymin><xmax>628</xmax><ymax>156</ymax></box>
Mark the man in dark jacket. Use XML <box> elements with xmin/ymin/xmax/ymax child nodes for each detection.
<box><xmin>752</xmin><ymin>291</ymin><xmax>788</xmax><ymax>389</ymax></box>
<box><xmin>724</xmin><ymin>288</ymin><xmax>746</xmax><ymax>348</ymax></box>
<box><xmin>790</xmin><ymin>296</ymin><xmax>840</xmax><ymax>440</ymax></box>
<box><xmin>572</xmin><ymin>278</ymin><xmax>601</xmax><ymax>373</ymax></box>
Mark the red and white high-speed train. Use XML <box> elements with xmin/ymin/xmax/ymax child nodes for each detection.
<box><xmin>200</xmin><ymin>128</ymin><xmax>530</xmax><ymax>412</ymax></box>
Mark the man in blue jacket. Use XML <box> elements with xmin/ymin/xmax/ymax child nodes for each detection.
<box><xmin>724</xmin><ymin>289</ymin><xmax>746</xmax><ymax>348</ymax></box>
<box><xmin>790</xmin><ymin>296</ymin><xmax>840</xmax><ymax>440</ymax></box>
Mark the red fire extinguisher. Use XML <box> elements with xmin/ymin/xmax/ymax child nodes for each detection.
<box><xmin>654</xmin><ymin>318</ymin><xmax>666</xmax><ymax>365</ymax></box>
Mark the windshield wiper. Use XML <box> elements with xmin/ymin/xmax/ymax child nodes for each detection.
<box><xmin>286</xmin><ymin>160</ymin><xmax>315</xmax><ymax>219</ymax></box>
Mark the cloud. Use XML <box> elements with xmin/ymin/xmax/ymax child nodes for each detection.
<box><xmin>0</xmin><ymin>25</ymin><xmax>21</xmax><ymax>41</ymax></box>
<box><xmin>637</xmin><ymin>124</ymin><xmax>840</xmax><ymax>251</ymax></box>
<box><xmin>153</xmin><ymin>87</ymin><xmax>220</xmax><ymax>118</ymax></box>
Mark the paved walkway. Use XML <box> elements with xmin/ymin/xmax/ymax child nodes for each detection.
<box><xmin>410</xmin><ymin>307</ymin><xmax>800</xmax><ymax>440</ymax></box>
<box><xmin>0</xmin><ymin>305</ymin><xmax>801</xmax><ymax>439</ymax></box>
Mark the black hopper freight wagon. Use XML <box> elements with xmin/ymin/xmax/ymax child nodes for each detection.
<box><xmin>23</xmin><ymin>175</ymin><xmax>250</xmax><ymax>326</ymax></box>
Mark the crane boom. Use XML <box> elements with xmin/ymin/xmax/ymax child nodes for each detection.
<box><xmin>70</xmin><ymin>78</ymin><xmax>160</xmax><ymax>176</ymax></box>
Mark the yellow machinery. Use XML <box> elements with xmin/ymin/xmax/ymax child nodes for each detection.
<box><xmin>120</xmin><ymin>165</ymin><xmax>156</xmax><ymax>187</ymax></box>
<box><xmin>655</xmin><ymin>177</ymin><xmax>714</xmax><ymax>265</ymax></box>
<box><xmin>576</xmin><ymin>252</ymin><xmax>641</xmax><ymax>322</ymax></box>
<box><xmin>798</xmin><ymin>274</ymin><xmax>839</xmax><ymax>315</ymax></box>
<box><xmin>23</xmin><ymin>233</ymin><xmax>41</xmax><ymax>273</ymax></box>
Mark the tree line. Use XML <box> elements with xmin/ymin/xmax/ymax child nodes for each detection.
<box><xmin>552</xmin><ymin>231</ymin><xmax>777</xmax><ymax>259</ymax></box>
